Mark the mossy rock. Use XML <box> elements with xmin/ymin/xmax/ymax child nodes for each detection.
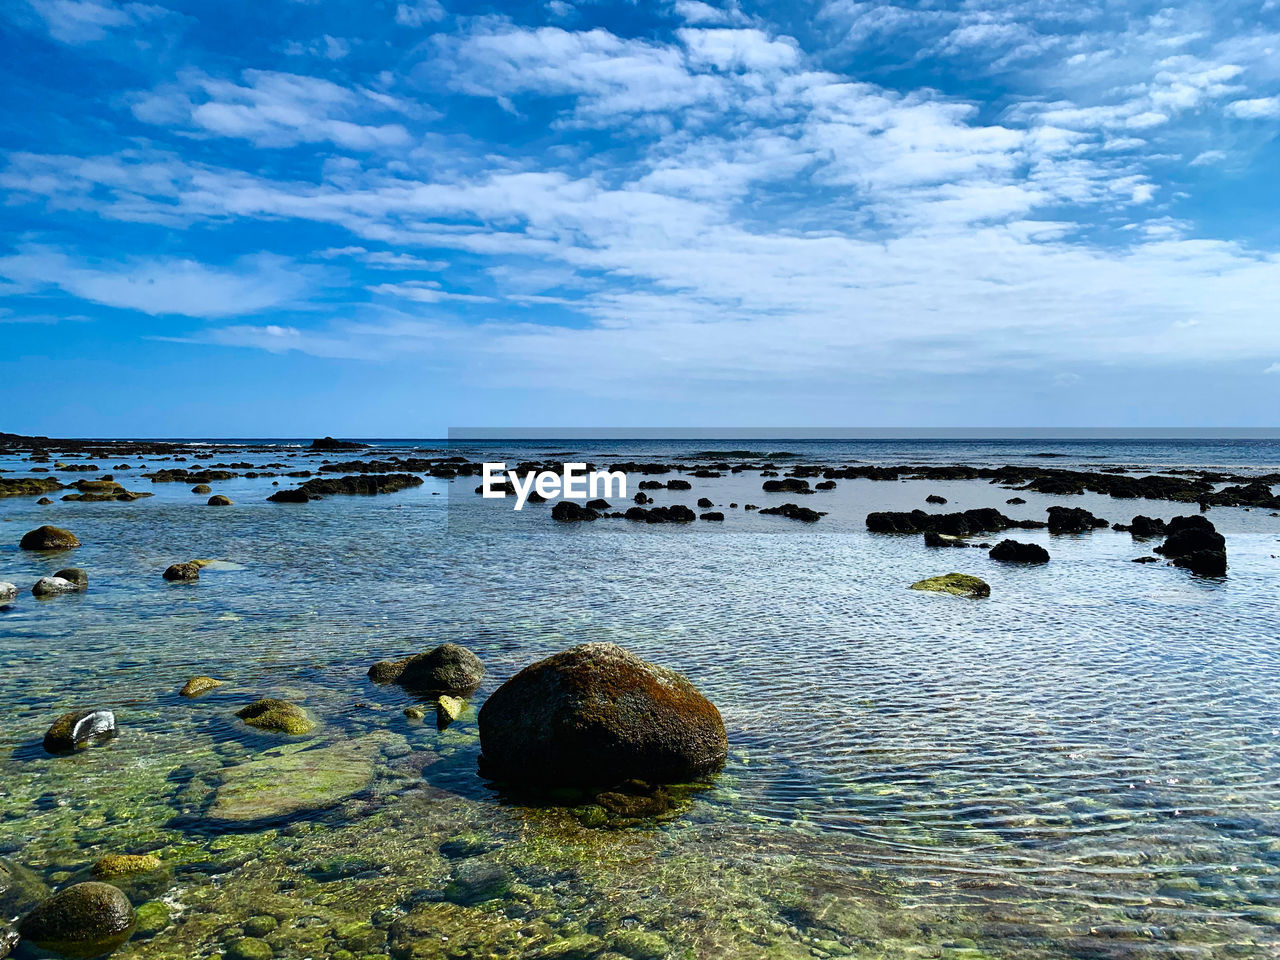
<box><xmin>208</xmin><ymin>495</ymin><xmax>234</xmax><ymax>506</ymax></box>
<box><xmin>226</xmin><ymin>936</ymin><xmax>274</xmax><ymax>960</ymax></box>
<box><xmin>163</xmin><ymin>561</ymin><xmax>201</xmax><ymax>583</ymax></box>
<box><xmin>192</xmin><ymin>484</ymin><xmax>213</xmax><ymax>494</ymax></box>
<box><xmin>180</xmin><ymin>676</ymin><xmax>225</xmax><ymax>698</ymax></box>
<box><xmin>611</xmin><ymin>930</ymin><xmax>671</xmax><ymax>959</ymax></box>
<box><xmin>235</xmin><ymin>699</ymin><xmax>314</xmax><ymax>736</ymax></box>
<box><xmin>17</xmin><ymin>882</ymin><xmax>135</xmax><ymax>959</ymax></box>
<box><xmin>19</xmin><ymin>525</ymin><xmax>80</xmax><ymax>550</ymax></box>
<box><xmin>435</xmin><ymin>695</ymin><xmax>466</xmax><ymax>728</ymax></box>
<box><xmin>92</xmin><ymin>853</ymin><xmax>163</xmax><ymax>879</ymax></box>
<box><xmin>403</xmin><ymin>707</ymin><xmax>427</xmax><ymax>721</ymax></box>
<box><xmin>132</xmin><ymin>900</ymin><xmax>172</xmax><ymax>938</ymax></box>
<box><xmin>908</xmin><ymin>573</ymin><xmax>990</xmax><ymax>598</ymax></box>
<box><xmin>242</xmin><ymin>915</ymin><xmax>278</xmax><ymax>938</ymax></box>
<box><xmin>206</xmin><ymin>736</ymin><xmax>387</xmax><ymax>824</ymax></box>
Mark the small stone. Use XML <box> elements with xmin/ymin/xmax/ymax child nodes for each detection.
<box><xmin>180</xmin><ymin>676</ymin><xmax>224</xmax><ymax>698</ymax></box>
<box><xmin>403</xmin><ymin>707</ymin><xmax>427</xmax><ymax>721</ymax></box>
<box><xmin>43</xmin><ymin>709</ymin><xmax>117</xmax><ymax>754</ymax></box>
<box><xmin>435</xmin><ymin>695</ymin><xmax>466</xmax><ymax>728</ymax></box>
<box><xmin>163</xmin><ymin>562</ymin><xmax>201</xmax><ymax>583</ymax></box>
<box><xmin>92</xmin><ymin>854</ymin><xmax>163</xmax><ymax>879</ymax></box>
<box><xmin>235</xmin><ymin>699</ymin><xmax>314</xmax><ymax>735</ymax></box>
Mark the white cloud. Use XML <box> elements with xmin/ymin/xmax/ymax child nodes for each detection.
<box><xmin>395</xmin><ymin>0</ymin><xmax>444</xmax><ymax>26</ymax></box>
<box><xmin>131</xmin><ymin>69</ymin><xmax>412</xmax><ymax>150</ymax></box>
<box><xmin>0</xmin><ymin>247</ymin><xmax>312</xmax><ymax>318</ymax></box>
<box><xmin>25</xmin><ymin>0</ymin><xmax>166</xmax><ymax>44</ymax></box>
<box><xmin>1266</xmin><ymin>362</ymin><xmax>1280</xmax><ymax>374</ymax></box>
<box><xmin>369</xmin><ymin>281</ymin><xmax>496</xmax><ymax>303</ymax></box>
<box><xmin>1225</xmin><ymin>96</ymin><xmax>1280</xmax><ymax>118</ymax></box>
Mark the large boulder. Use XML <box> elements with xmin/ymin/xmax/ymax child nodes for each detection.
<box><xmin>478</xmin><ymin>642</ymin><xmax>727</xmax><ymax>788</ymax></box>
<box><xmin>44</xmin><ymin>710</ymin><xmax>117</xmax><ymax>754</ymax></box>
<box><xmin>19</xmin><ymin>525</ymin><xmax>80</xmax><ymax>551</ymax></box>
<box><xmin>989</xmin><ymin>540</ymin><xmax>1050</xmax><ymax>564</ymax></box>
<box><xmin>1154</xmin><ymin>515</ymin><xmax>1227</xmax><ymax>576</ymax></box>
<box><xmin>368</xmin><ymin>643</ymin><xmax>484</xmax><ymax>694</ymax></box>
<box><xmin>18</xmin><ymin>882</ymin><xmax>135</xmax><ymax>958</ymax></box>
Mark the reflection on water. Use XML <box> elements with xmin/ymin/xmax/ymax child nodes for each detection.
<box><xmin>1</xmin><ymin>440</ymin><xmax>1278</xmax><ymax>958</ymax></box>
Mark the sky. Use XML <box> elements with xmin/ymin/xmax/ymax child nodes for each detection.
<box><xmin>1</xmin><ymin>0</ymin><xmax>1278</xmax><ymax>436</ymax></box>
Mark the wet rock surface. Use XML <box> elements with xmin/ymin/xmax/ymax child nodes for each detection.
<box><xmin>235</xmin><ymin>699</ymin><xmax>315</xmax><ymax>736</ymax></box>
<box><xmin>18</xmin><ymin>882</ymin><xmax>135</xmax><ymax>959</ymax></box>
<box><xmin>367</xmin><ymin>643</ymin><xmax>485</xmax><ymax>694</ymax></box>
<box><xmin>989</xmin><ymin>540</ymin><xmax>1050</xmax><ymax>564</ymax></box>
<box><xmin>478</xmin><ymin>642</ymin><xmax>728</xmax><ymax>788</ymax></box>
<box><xmin>43</xmin><ymin>709</ymin><xmax>117</xmax><ymax>754</ymax></box>
<box><xmin>909</xmin><ymin>573</ymin><xmax>991</xmax><ymax>598</ymax></box>
<box><xmin>19</xmin><ymin>525</ymin><xmax>80</xmax><ymax>550</ymax></box>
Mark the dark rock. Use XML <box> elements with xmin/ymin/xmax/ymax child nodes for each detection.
<box><xmin>478</xmin><ymin>642</ymin><xmax>727</xmax><ymax>788</ymax></box>
<box><xmin>191</xmin><ymin>484</ymin><xmax>212</xmax><ymax>494</ymax></box>
<box><xmin>815</xmin><ymin>480</ymin><xmax>836</xmax><ymax>490</ymax></box>
<box><xmin>207</xmin><ymin>495</ymin><xmax>233</xmax><ymax>506</ymax></box>
<box><xmin>367</xmin><ymin>643</ymin><xmax>484</xmax><ymax>694</ymax></box>
<box><xmin>866</xmin><ymin>508</ymin><xmax>1041</xmax><ymax>536</ymax></box>
<box><xmin>18</xmin><ymin>882</ymin><xmax>135</xmax><ymax>959</ymax></box>
<box><xmin>699</xmin><ymin>511</ymin><xmax>724</xmax><ymax>521</ymax></box>
<box><xmin>53</xmin><ymin>568</ymin><xmax>88</xmax><ymax>589</ymax></box>
<box><xmin>584</xmin><ymin>499</ymin><xmax>610</xmax><ymax>510</ymax></box>
<box><xmin>697</xmin><ymin>497</ymin><xmax>713</xmax><ymax>508</ymax></box>
<box><xmin>1005</xmin><ymin>497</ymin><xmax>1026</xmax><ymax>505</ymax></box>
<box><xmin>759</xmin><ymin>503</ymin><xmax>825</xmax><ymax>522</ymax></box>
<box><xmin>267</xmin><ymin>488</ymin><xmax>310</xmax><ymax>503</ymax></box>
<box><xmin>163</xmin><ymin>562</ymin><xmax>200</xmax><ymax>583</ymax></box>
<box><xmin>923</xmin><ymin>531</ymin><xmax>969</xmax><ymax>548</ymax></box>
<box><xmin>1133</xmin><ymin>556</ymin><xmax>1159</xmax><ymax>563</ymax></box>
<box><xmin>19</xmin><ymin>525</ymin><xmax>80</xmax><ymax>550</ymax></box>
<box><xmin>36</xmin><ymin>497</ymin><xmax>54</xmax><ymax>505</ymax></box>
<box><xmin>310</xmin><ymin>437</ymin><xmax>365</xmax><ymax>451</ymax></box>
<box><xmin>666</xmin><ymin>479</ymin><xmax>692</xmax><ymax>490</ymax></box>
<box><xmin>551</xmin><ymin>501</ymin><xmax>598</xmax><ymax>522</ymax></box>
<box><xmin>623</xmin><ymin>505</ymin><xmax>696</xmax><ymax>523</ymax></box>
<box><xmin>762</xmin><ymin>478</ymin><xmax>810</xmax><ymax>493</ymax></box>
<box><xmin>989</xmin><ymin>540</ymin><xmax>1050</xmax><ymax>564</ymax></box>
<box><xmin>44</xmin><ymin>709</ymin><xmax>117</xmax><ymax>754</ymax></box>
<box><xmin>1045</xmin><ymin>506</ymin><xmax>1108</xmax><ymax>534</ymax></box>
<box><xmin>1114</xmin><ymin>515</ymin><xmax>1167</xmax><ymax>537</ymax></box>
<box><xmin>297</xmin><ymin>474</ymin><xmax>422</xmax><ymax>497</ymax></box>
<box><xmin>926</xmin><ymin>494</ymin><xmax>948</xmax><ymax>504</ymax></box>
<box><xmin>1154</xmin><ymin>515</ymin><xmax>1227</xmax><ymax>576</ymax></box>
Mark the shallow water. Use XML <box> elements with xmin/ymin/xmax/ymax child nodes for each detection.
<box><xmin>2</xmin><ymin>439</ymin><xmax>1278</xmax><ymax>959</ymax></box>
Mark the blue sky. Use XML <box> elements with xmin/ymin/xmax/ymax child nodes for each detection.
<box><xmin>1</xmin><ymin>0</ymin><xmax>1278</xmax><ymax>436</ymax></box>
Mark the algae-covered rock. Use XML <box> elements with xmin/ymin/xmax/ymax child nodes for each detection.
<box><xmin>44</xmin><ymin>709</ymin><xmax>117</xmax><ymax>754</ymax></box>
<box><xmin>478</xmin><ymin>642</ymin><xmax>727</xmax><ymax>788</ymax></box>
<box><xmin>909</xmin><ymin>573</ymin><xmax>990</xmax><ymax>598</ymax></box>
<box><xmin>180</xmin><ymin>676</ymin><xmax>224</xmax><ymax>698</ymax></box>
<box><xmin>17</xmin><ymin>882</ymin><xmax>135</xmax><ymax>959</ymax></box>
<box><xmin>1</xmin><ymin>857</ymin><xmax>51</xmax><ymax>917</ymax></box>
<box><xmin>206</xmin><ymin>737</ymin><xmax>386</xmax><ymax>824</ymax></box>
<box><xmin>191</xmin><ymin>484</ymin><xmax>212</xmax><ymax>494</ymax></box>
<box><xmin>435</xmin><ymin>695</ymin><xmax>465</xmax><ymax>728</ymax></box>
<box><xmin>226</xmin><ymin>936</ymin><xmax>274</xmax><ymax>960</ymax></box>
<box><xmin>235</xmin><ymin>699</ymin><xmax>314</xmax><ymax>736</ymax></box>
<box><xmin>20</xmin><ymin>525</ymin><xmax>80</xmax><ymax>551</ymax></box>
<box><xmin>131</xmin><ymin>901</ymin><xmax>171</xmax><ymax>939</ymax></box>
<box><xmin>368</xmin><ymin>643</ymin><xmax>484</xmax><ymax>694</ymax></box>
<box><xmin>403</xmin><ymin>707</ymin><xmax>426</xmax><ymax>721</ymax></box>
<box><xmin>207</xmin><ymin>495</ymin><xmax>234</xmax><ymax>506</ymax></box>
<box><xmin>444</xmin><ymin>860</ymin><xmax>512</xmax><ymax>905</ymax></box>
<box><xmin>611</xmin><ymin>930</ymin><xmax>670</xmax><ymax>959</ymax></box>
<box><xmin>163</xmin><ymin>562</ymin><xmax>200</xmax><ymax>583</ymax></box>
<box><xmin>91</xmin><ymin>854</ymin><xmax>162</xmax><ymax>879</ymax></box>
<box><xmin>54</xmin><ymin>568</ymin><xmax>89</xmax><ymax>589</ymax></box>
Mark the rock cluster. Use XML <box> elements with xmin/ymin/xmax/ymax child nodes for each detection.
<box><xmin>1154</xmin><ymin>515</ymin><xmax>1227</xmax><ymax>576</ymax></box>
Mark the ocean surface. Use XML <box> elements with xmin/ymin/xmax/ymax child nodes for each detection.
<box><xmin>1</xmin><ymin>438</ymin><xmax>1278</xmax><ymax>960</ymax></box>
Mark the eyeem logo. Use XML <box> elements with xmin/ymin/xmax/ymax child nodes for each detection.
<box><xmin>482</xmin><ymin>462</ymin><xmax>627</xmax><ymax>510</ymax></box>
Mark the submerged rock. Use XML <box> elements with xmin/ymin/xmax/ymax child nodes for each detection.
<box><xmin>162</xmin><ymin>562</ymin><xmax>200</xmax><ymax>583</ymax></box>
<box><xmin>1154</xmin><ymin>515</ymin><xmax>1227</xmax><ymax>576</ymax></box>
<box><xmin>368</xmin><ymin>643</ymin><xmax>484</xmax><ymax>694</ymax></box>
<box><xmin>436</xmin><ymin>695</ymin><xmax>466</xmax><ymax>728</ymax></box>
<box><xmin>19</xmin><ymin>525</ymin><xmax>80</xmax><ymax>551</ymax></box>
<box><xmin>235</xmin><ymin>699</ymin><xmax>314</xmax><ymax>736</ymax></box>
<box><xmin>191</xmin><ymin>484</ymin><xmax>212</xmax><ymax>494</ymax></box>
<box><xmin>18</xmin><ymin>882</ymin><xmax>135</xmax><ymax>959</ymax></box>
<box><xmin>923</xmin><ymin>531</ymin><xmax>969</xmax><ymax>548</ymax></box>
<box><xmin>91</xmin><ymin>854</ymin><xmax>162</xmax><ymax>880</ymax></box>
<box><xmin>266</xmin><ymin>488</ymin><xmax>309</xmax><ymax>503</ymax></box>
<box><xmin>207</xmin><ymin>495</ymin><xmax>233</xmax><ymax>506</ymax></box>
<box><xmin>551</xmin><ymin>500</ymin><xmax>598</xmax><ymax>522</ymax></box>
<box><xmin>909</xmin><ymin>573</ymin><xmax>990</xmax><ymax>598</ymax></box>
<box><xmin>1045</xmin><ymin>506</ymin><xmax>1108</xmax><ymax>534</ymax></box>
<box><xmin>989</xmin><ymin>540</ymin><xmax>1050</xmax><ymax>564</ymax></box>
<box><xmin>0</xmin><ymin>582</ymin><xmax>16</xmax><ymax>604</ymax></box>
<box><xmin>44</xmin><ymin>709</ymin><xmax>117</xmax><ymax>754</ymax></box>
<box><xmin>759</xmin><ymin>502</ymin><xmax>825</xmax><ymax>521</ymax></box>
<box><xmin>206</xmin><ymin>737</ymin><xmax>387</xmax><ymax>824</ymax></box>
<box><xmin>179</xmin><ymin>676</ymin><xmax>224</xmax><ymax>698</ymax></box>
<box><xmin>478</xmin><ymin>642</ymin><xmax>728</xmax><ymax>788</ymax></box>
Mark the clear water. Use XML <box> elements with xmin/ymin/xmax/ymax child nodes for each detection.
<box><xmin>2</xmin><ymin>439</ymin><xmax>1278</xmax><ymax>959</ymax></box>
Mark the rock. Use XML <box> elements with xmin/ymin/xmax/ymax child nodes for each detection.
<box><xmin>1045</xmin><ymin>506</ymin><xmax>1107</xmax><ymax>534</ymax></box>
<box><xmin>923</xmin><ymin>530</ymin><xmax>969</xmax><ymax>548</ymax></box>
<box><xmin>666</xmin><ymin>479</ymin><xmax>692</xmax><ymax>490</ymax></box>
<box><xmin>44</xmin><ymin>709</ymin><xmax>117</xmax><ymax>754</ymax></box>
<box><xmin>585</xmin><ymin>499</ymin><xmax>610</xmax><ymax>510</ymax></box>
<box><xmin>367</xmin><ymin>643</ymin><xmax>484</xmax><ymax>694</ymax></box>
<box><xmin>1133</xmin><ymin>556</ymin><xmax>1159</xmax><ymax>563</ymax></box>
<box><xmin>91</xmin><ymin>854</ymin><xmax>162</xmax><ymax>879</ymax></box>
<box><xmin>909</xmin><ymin>573</ymin><xmax>990</xmax><ymax>598</ymax></box>
<box><xmin>989</xmin><ymin>540</ymin><xmax>1050</xmax><ymax>564</ymax></box>
<box><xmin>226</xmin><ymin>937</ymin><xmax>274</xmax><ymax>960</ymax></box>
<box><xmin>53</xmin><ymin>568</ymin><xmax>88</xmax><ymax>589</ymax></box>
<box><xmin>758</xmin><ymin>502</ymin><xmax>825</xmax><ymax>521</ymax></box>
<box><xmin>37</xmin><ymin>497</ymin><xmax>54</xmax><ymax>505</ymax></box>
<box><xmin>551</xmin><ymin>500</ymin><xmax>598</xmax><ymax>522</ymax></box>
<box><xmin>436</xmin><ymin>695</ymin><xmax>466</xmax><ymax>728</ymax></box>
<box><xmin>266</xmin><ymin>488</ymin><xmax>309</xmax><ymax>503</ymax></box>
<box><xmin>310</xmin><ymin>437</ymin><xmax>364</xmax><ymax>451</ymax></box>
<box><xmin>926</xmin><ymin>494</ymin><xmax>948</xmax><ymax>504</ymax></box>
<box><xmin>1</xmin><ymin>857</ymin><xmax>50</xmax><ymax>918</ymax></box>
<box><xmin>699</xmin><ymin>511</ymin><xmax>724</xmax><ymax>521</ymax></box>
<box><xmin>1114</xmin><ymin>515</ymin><xmax>1167</xmax><ymax>538</ymax></box>
<box><xmin>162</xmin><ymin>562</ymin><xmax>200</xmax><ymax>583</ymax></box>
<box><xmin>1154</xmin><ymin>515</ymin><xmax>1227</xmax><ymax>576</ymax></box>
<box><xmin>0</xmin><ymin>582</ymin><xmax>16</xmax><ymax>604</ymax></box>
<box><xmin>611</xmin><ymin>930</ymin><xmax>670</xmax><ymax>959</ymax></box>
<box><xmin>179</xmin><ymin>676</ymin><xmax>224</xmax><ymax>698</ymax></box>
<box><xmin>131</xmin><ymin>901</ymin><xmax>171</xmax><ymax>939</ymax></box>
<box><xmin>207</xmin><ymin>495</ymin><xmax>233</xmax><ymax>506</ymax></box>
<box><xmin>191</xmin><ymin>484</ymin><xmax>212</xmax><ymax>494</ymax></box>
<box><xmin>32</xmin><ymin>576</ymin><xmax>78</xmax><ymax>598</ymax></box>
<box><xmin>235</xmin><ymin>699</ymin><xmax>314</xmax><ymax>735</ymax></box>
<box><xmin>478</xmin><ymin>642</ymin><xmax>728</xmax><ymax>788</ymax></box>
<box><xmin>403</xmin><ymin>707</ymin><xmax>426</xmax><ymax>721</ymax></box>
<box><xmin>867</xmin><ymin>508</ymin><xmax>1042</xmax><ymax>536</ymax></box>
<box><xmin>17</xmin><ymin>882</ymin><xmax>135</xmax><ymax>959</ymax></box>
<box><xmin>444</xmin><ymin>860</ymin><xmax>511</xmax><ymax>905</ymax></box>
<box><xmin>206</xmin><ymin>737</ymin><xmax>386</xmax><ymax>824</ymax></box>
<box><xmin>623</xmin><ymin>505</ymin><xmax>696</xmax><ymax>523</ymax></box>
<box><xmin>0</xmin><ymin>926</ymin><xmax>17</xmax><ymax>959</ymax></box>
<box><xmin>19</xmin><ymin>525</ymin><xmax>80</xmax><ymax>550</ymax></box>
<box><xmin>242</xmin><ymin>916</ymin><xmax>278</xmax><ymax>938</ymax></box>
<box><xmin>696</xmin><ymin>497</ymin><xmax>713</xmax><ymax>508</ymax></box>
<box><xmin>761</xmin><ymin>478</ymin><xmax>810</xmax><ymax>493</ymax></box>
<box><xmin>815</xmin><ymin>480</ymin><xmax>836</xmax><ymax>490</ymax></box>
<box><xmin>1006</xmin><ymin>497</ymin><xmax>1026</xmax><ymax>505</ymax></box>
